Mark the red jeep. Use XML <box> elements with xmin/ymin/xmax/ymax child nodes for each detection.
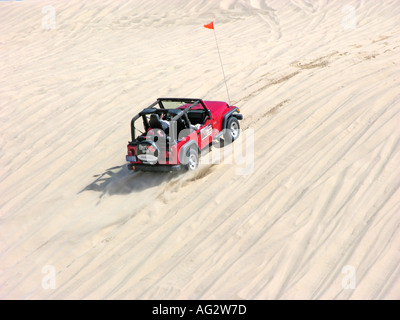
<box><xmin>126</xmin><ymin>98</ymin><xmax>242</xmax><ymax>172</ymax></box>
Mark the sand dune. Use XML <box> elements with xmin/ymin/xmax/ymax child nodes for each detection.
<box><xmin>0</xmin><ymin>0</ymin><xmax>399</xmax><ymax>299</ymax></box>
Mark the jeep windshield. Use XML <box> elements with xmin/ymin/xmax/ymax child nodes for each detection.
<box><xmin>158</xmin><ymin>98</ymin><xmax>203</xmax><ymax>110</ymax></box>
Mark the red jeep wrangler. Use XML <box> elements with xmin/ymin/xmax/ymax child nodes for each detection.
<box><xmin>126</xmin><ymin>98</ymin><xmax>242</xmax><ymax>172</ymax></box>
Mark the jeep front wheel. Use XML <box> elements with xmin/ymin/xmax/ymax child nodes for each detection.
<box><xmin>224</xmin><ymin>117</ymin><xmax>240</xmax><ymax>144</ymax></box>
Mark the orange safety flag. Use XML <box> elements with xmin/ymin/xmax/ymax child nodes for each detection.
<box><xmin>203</xmin><ymin>21</ymin><xmax>214</xmax><ymax>30</ymax></box>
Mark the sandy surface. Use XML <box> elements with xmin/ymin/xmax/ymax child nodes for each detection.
<box><xmin>0</xmin><ymin>0</ymin><xmax>399</xmax><ymax>299</ymax></box>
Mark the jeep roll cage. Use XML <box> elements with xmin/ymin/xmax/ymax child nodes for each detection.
<box><xmin>130</xmin><ymin>98</ymin><xmax>211</xmax><ymax>142</ymax></box>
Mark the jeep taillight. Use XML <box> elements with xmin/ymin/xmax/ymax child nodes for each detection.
<box><xmin>128</xmin><ymin>147</ymin><xmax>137</xmax><ymax>156</ymax></box>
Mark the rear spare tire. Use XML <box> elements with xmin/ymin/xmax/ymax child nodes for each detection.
<box><xmin>136</xmin><ymin>140</ymin><xmax>159</xmax><ymax>165</ymax></box>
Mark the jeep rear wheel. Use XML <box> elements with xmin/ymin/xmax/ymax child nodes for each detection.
<box><xmin>224</xmin><ymin>117</ymin><xmax>240</xmax><ymax>144</ymax></box>
<box><xmin>185</xmin><ymin>148</ymin><xmax>199</xmax><ymax>171</ymax></box>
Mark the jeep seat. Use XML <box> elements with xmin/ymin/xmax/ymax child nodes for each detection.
<box><xmin>187</xmin><ymin>110</ymin><xmax>207</xmax><ymax>125</ymax></box>
<box><xmin>149</xmin><ymin>114</ymin><xmax>169</xmax><ymax>134</ymax></box>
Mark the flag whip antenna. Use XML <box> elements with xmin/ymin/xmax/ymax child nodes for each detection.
<box><xmin>204</xmin><ymin>21</ymin><xmax>231</xmax><ymax>105</ymax></box>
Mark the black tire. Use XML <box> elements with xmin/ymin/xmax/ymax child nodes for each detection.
<box><xmin>184</xmin><ymin>148</ymin><xmax>199</xmax><ymax>171</ymax></box>
<box><xmin>224</xmin><ymin>117</ymin><xmax>240</xmax><ymax>144</ymax></box>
